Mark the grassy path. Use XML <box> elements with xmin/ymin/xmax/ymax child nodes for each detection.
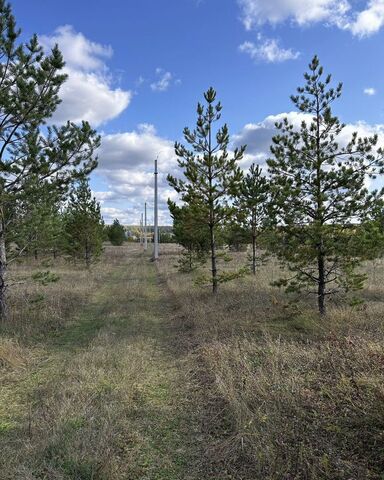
<box><xmin>0</xmin><ymin>247</ymin><xmax>203</xmax><ymax>479</ymax></box>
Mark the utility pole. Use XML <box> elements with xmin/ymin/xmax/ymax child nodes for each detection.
<box><xmin>144</xmin><ymin>202</ymin><xmax>148</xmax><ymax>251</ymax></box>
<box><xmin>140</xmin><ymin>213</ymin><xmax>143</xmax><ymax>247</ymax></box>
<box><xmin>153</xmin><ymin>157</ymin><xmax>159</xmax><ymax>260</ymax></box>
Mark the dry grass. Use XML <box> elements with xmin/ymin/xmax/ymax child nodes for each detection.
<box><xmin>0</xmin><ymin>245</ymin><xmax>202</xmax><ymax>479</ymax></box>
<box><xmin>0</xmin><ymin>337</ymin><xmax>33</xmax><ymax>370</ymax></box>
<box><xmin>3</xmin><ymin>253</ymin><xmax>114</xmax><ymax>340</ymax></box>
<box><xmin>157</xmin><ymin>245</ymin><xmax>384</xmax><ymax>479</ymax></box>
<box><xmin>2</xmin><ymin>243</ymin><xmax>384</xmax><ymax>479</ymax></box>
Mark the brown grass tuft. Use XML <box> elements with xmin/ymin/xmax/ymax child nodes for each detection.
<box><xmin>0</xmin><ymin>337</ymin><xmax>31</xmax><ymax>370</ymax></box>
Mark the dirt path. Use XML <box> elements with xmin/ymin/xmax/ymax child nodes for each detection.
<box><xmin>0</xmin><ymin>247</ymin><xmax>206</xmax><ymax>479</ymax></box>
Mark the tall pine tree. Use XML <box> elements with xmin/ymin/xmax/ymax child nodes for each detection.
<box><xmin>168</xmin><ymin>87</ymin><xmax>245</xmax><ymax>293</ymax></box>
<box><xmin>64</xmin><ymin>179</ymin><xmax>104</xmax><ymax>267</ymax></box>
<box><xmin>267</xmin><ymin>56</ymin><xmax>384</xmax><ymax>315</ymax></box>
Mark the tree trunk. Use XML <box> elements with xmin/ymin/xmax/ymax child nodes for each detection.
<box><xmin>318</xmin><ymin>252</ymin><xmax>326</xmax><ymax>315</ymax></box>
<box><xmin>315</xmin><ymin>90</ymin><xmax>326</xmax><ymax>316</ymax></box>
<box><xmin>0</xmin><ymin>216</ymin><xmax>7</xmax><ymax>320</ymax></box>
<box><xmin>252</xmin><ymin>234</ymin><xmax>256</xmax><ymax>275</ymax></box>
<box><xmin>209</xmin><ymin>224</ymin><xmax>218</xmax><ymax>293</ymax></box>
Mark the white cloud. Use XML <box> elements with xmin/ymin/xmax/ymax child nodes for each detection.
<box><xmin>92</xmin><ymin>191</ymin><xmax>117</xmax><ymax>204</ymax></box>
<box><xmin>41</xmin><ymin>25</ymin><xmax>113</xmax><ymax>71</ymax></box>
<box><xmin>239</xmin><ymin>38</ymin><xmax>300</xmax><ymax>63</ymax></box>
<box><xmin>98</xmin><ymin>124</ymin><xmax>175</xmax><ymax>171</ymax></box>
<box><xmin>233</xmin><ymin>112</ymin><xmax>384</xmax><ymax>169</ymax></box>
<box><xmin>99</xmin><ymin>206</ymin><xmax>142</xmax><ymax>225</ymax></box>
<box><xmin>51</xmin><ymin>70</ymin><xmax>131</xmax><ymax>126</ymax></box>
<box><xmin>238</xmin><ymin>0</ymin><xmax>384</xmax><ymax>36</ymax></box>
<box><xmin>364</xmin><ymin>87</ymin><xmax>377</xmax><ymax>95</ymax></box>
<box><xmin>40</xmin><ymin>25</ymin><xmax>131</xmax><ymax>127</ymax></box>
<box><xmin>135</xmin><ymin>76</ymin><xmax>146</xmax><ymax>87</ymax></box>
<box><xmin>347</xmin><ymin>0</ymin><xmax>384</xmax><ymax>37</ymax></box>
<box><xmin>150</xmin><ymin>68</ymin><xmax>179</xmax><ymax>92</ymax></box>
<box><xmin>233</xmin><ymin>114</ymin><xmax>384</xmax><ymax>200</ymax></box>
<box><xmin>238</xmin><ymin>0</ymin><xmax>350</xmax><ymax>29</ymax></box>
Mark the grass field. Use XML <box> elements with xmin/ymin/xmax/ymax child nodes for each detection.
<box><xmin>1</xmin><ymin>244</ymin><xmax>384</xmax><ymax>479</ymax></box>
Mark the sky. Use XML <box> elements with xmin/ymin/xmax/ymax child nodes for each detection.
<box><xmin>9</xmin><ymin>0</ymin><xmax>384</xmax><ymax>224</ymax></box>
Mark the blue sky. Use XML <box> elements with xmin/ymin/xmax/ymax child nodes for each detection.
<box><xmin>10</xmin><ymin>0</ymin><xmax>384</xmax><ymax>224</ymax></box>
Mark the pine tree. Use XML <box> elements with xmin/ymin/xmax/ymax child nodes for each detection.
<box><xmin>64</xmin><ymin>179</ymin><xmax>104</xmax><ymax>267</ymax></box>
<box><xmin>107</xmin><ymin>219</ymin><xmax>126</xmax><ymax>246</ymax></box>
<box><xmin>235</xmin><ymin>163</ymin><xmax>270</xmax><ymax>275</ymax></box>
<box><xmin>168</xmin><ymin>87</ymin><xmax>245</xmax><ymax>293</ymax></box>
<box><xmin>267</xmin><ymin>56</ymin><xmax>384</xmax><ymax>315</ymax></box>
<box><xmin>0</xmin><ymin>1</ymin><xmax>100</xmax><ymax>317</ymax></box>
<box><xmin>168</xmin><ymin>200</ymin><xmax>210</xmax><ymax>272</ymax></box>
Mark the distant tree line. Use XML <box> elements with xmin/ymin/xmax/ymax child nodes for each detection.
<box><xmin>10</xmin><ymin>182</ymin><xmax>132</xmax><ymax>261</ymax></box>
<box><xmin>168</xmin><ymin>57</ymin><xmax>384</xmax><ymax>315</ymax></box>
